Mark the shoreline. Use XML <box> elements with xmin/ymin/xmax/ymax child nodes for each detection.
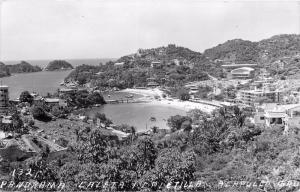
<box><xmin>120</xmin><ymin>88</ymin><xmax>217</xmax><ymax>113</ymax></box>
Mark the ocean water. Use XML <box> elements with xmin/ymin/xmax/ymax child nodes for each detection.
<box><xmin>0</xmin><ymin>69</ymin><xmax>185</xmax><ymax>130</ymax></box>
<box><xmin>86</xmin><ymin>103</ymin><xmax>186</xmax><ymax>131</ymax></box>
<box><xmin>0</xmin><ymin>70</ymin><xmax>72</xmax><ymax>99</ymax></box>
<box><xmin>2</xmin><ymin>58</ymin><xmax>116</xmax><ymax>68</ymax></box>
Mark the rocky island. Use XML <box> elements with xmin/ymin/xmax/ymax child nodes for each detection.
<box><xmin>44</xmin><ymin>60</ymin><xmax>74</xmax><ymax>71</ymax></box>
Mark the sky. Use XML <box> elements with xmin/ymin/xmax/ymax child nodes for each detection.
<box><xmin>0</xmin><ymin>0</ymin><xmax>299</xmax><ymax>61</ymax></box>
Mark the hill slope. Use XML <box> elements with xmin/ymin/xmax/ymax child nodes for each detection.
<box><xmin>0</xmin><ymin>62</ymin><xmax>10</xmax><ymax>78</ymax></box>
<box><xmin>203</xmin><ymin>34</ymin><xmax>300</xmax><ymax>77</ymax></box>
<box><xmin>6</xmin><ymin>61</ymin><xmax>42</xmax><ymax>73</ymax></box>
<box><xmin>66</xmin><ymin>44</ymin><xmax>225</xmax><ymax>89</ymax></box>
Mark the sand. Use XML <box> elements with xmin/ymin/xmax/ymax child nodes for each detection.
<box><xmin>121</xmin><ymin>88</ymin><xmax>217</xmax><ymax>113</ymax></box>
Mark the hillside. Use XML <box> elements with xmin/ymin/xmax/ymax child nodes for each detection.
<box><xmin>0</xmin><ymin>62</ymin><xmax>11</xmax><ymax>78</ymax></box>
<box><xmin>203</xmin><ymin>39</ymin><xmax>259</xmax><ymax>64</ymax></box>
<box><xmin>203</xmin><ymin>34</ymin><xmax>300</xmax><ymax>77</ymax></box>
<box><xmin>6</xmin><ymin>61</ymin><xmax>42</xmax><ymax>73</ymax></box>
<box><xmin>119</xmin><ymin>44</ymin><xmax>222</xmax><ymax>75</ymax></box>
<box><xmin>66</xmin><ymin>44</ymin><xmax>224</xmax><ymax>89</ymax></box>
<box><xmin>45</xmin><ymin>60</ymin><xmax>73</xmax><ymax>71</ymax></box>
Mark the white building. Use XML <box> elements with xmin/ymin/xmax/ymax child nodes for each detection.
<box><xmin>254</xmin><ymin>103</ymin><xmax>300</xmax><ymax>132</ymax></box>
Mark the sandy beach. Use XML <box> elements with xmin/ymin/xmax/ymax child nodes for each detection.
<box><xmin>120</xmin><ymin>88</ymin><xmax>217</xmax><ymax>113</ymax></box>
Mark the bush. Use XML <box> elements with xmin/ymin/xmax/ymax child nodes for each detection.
<box><xmin>177</xmin><ymin>88</ymin><xmax>190</xmax><ymax>101</ymax></box>
<box><xmin>19</xmin><ymin>91</ymin><xmax>33</xmax><ymax>104</ymax></box>
<box><xmin>32</xmin><ymin>106</ymin><xmax>52</xmax><ymax>122</ymax></box>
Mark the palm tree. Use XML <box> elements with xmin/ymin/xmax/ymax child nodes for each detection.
<box><xmin>130</xmin><ymin>126</ymin><xmax>136</xmax><ymax>142</ymax></box>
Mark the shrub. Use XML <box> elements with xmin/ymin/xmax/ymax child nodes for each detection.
<box><xmin>32</xmin><ymin>106</ymin><xmax>52</xmax><ymax>122</ymax></box>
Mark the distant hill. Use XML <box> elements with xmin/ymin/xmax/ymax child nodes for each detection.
<box><xmin>6</xmin><ymin>61</ymin><xmax>42</xmax><ymax>73</ymax></box>
<box><xmin>45</xmin><ymin>60</ymin><xmax>74</xmax><ymax>71</ymax></box>
<box><xmin>66</xmin><ymin>44</ymin><xmax>225</xmax><ymax>90</ymax></box>
<box><xmin>203</xmin><ymin>34</ymin><xmax>300</xmax><ymax>78</ymax></box>
<box><xmin>0</xmin><ymin>62</ymin><xmax>10</xmax><ymax>78</ymax></box>
<box><xmin>203</xmin><ymin>39</ymin><xmax>259</xmax><ymax>64</ymax></box>
<box><xmin>118</xmin><ymin>44</ymin><xmax>223</xmax><ymax>76</ymax></box>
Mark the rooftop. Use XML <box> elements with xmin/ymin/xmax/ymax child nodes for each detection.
<box><xmin>231</xmin><ymin>67</ymin><xmax>255</xmax><ymax>75</ymax></box>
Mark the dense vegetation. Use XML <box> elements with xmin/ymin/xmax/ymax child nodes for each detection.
<box><xmin>204</xmin><ymin>39</ymin><xmax>259</xmax><ymax>64</ymax></box>
<box><xmin>45</xmin><ymin>60</ymin><xmax>73</xmax><ymax>71</ymax></box>
<box><xmin>6</xmin><ymin>61</ymin><xmax>42</xmax><ymax>73</ymax></box>
<box><xmin>66</xmin><ymin>45</ymin><xmax>225</xmax><ymax>89</ymax></box>
<box><xmin>203</xmin><ymin>34</ymin><xmax>300</xmax><ymax>78</ymax></box>
<box><xmin>61</xmin><ymin>90</ymin><xmax>106</xmax><ymax>108</ymax></box>
<box><xmin>0</xmin><ymin>61</ymin><xmax>41</xmax><ymax>77</ymax></box>
<box><xmin>0</xmin><ymin>62</ymin><xmax>11</xmax><ymax>78</ymax></box>
<box><xmin>2</xmin><ymin>105</ymin><xmax>299</xmax><ymax>191</ymax></box>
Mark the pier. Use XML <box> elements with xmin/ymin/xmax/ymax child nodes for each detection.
<box><xmin>106</xmin><ymin>99</ymin><xmax>146</xmax><ymax>104</ymax></box>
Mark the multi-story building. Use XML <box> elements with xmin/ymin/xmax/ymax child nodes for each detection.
<box><xmin>0</xmin><ymin>85</ymin><xmax>9</xmax><ymax>113</ymax></box>
<box><xmin>254</xmin><ymin>103</ymin><xmax>300</xmax><ymax>132</ymax></box>
<box><xmin>237</xmin><ymin>88</ymin><xmax>284</xmax><ymax>106</ymax></box>
<box><xmin>230</xmin><ymin>67</ymin><xmax>255</xmax><ymax>79</ymax></box>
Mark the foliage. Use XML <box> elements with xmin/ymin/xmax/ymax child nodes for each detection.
<box><xmin>92</xmin><ymin>112</ymin><xmax>112</xmax><ymax>127</ymax></box>
<box><xmin>6</xmin><ymin>61</ymin><xmax>42</xmax><ymax>73</ymax></box>
<box><xmin>167</xmin><ymin>115</ymin><xmax>192</xmax><ymax>132</ymax></box>
<box><xmin>45</xmin><ymin>60</ymin><xmax>73</xmax><ymax>71</ymax></box>
<box><xmin>19</xmin><ymin>91</ymin><xmax>34</xmax><ymax>104</ymax></box>
<box><xmin>176</xmin><ymin>88</ymin><xmax>190</xmax><ymax>101</ymax></box>
<box><xmin>31</xmin><ymin>106</ymin><xmax>52</xmax><ymax>122</ymax></box>
<box><xmin>63</xmin><ymin>90</ymin><xmax>106</xmax><ymax>108</ymax></box>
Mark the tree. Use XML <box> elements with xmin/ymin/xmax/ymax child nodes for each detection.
<box><xmin>135</xmin><ymin>137</ymin><xmax>157</xmax><ymax>176</ymax></box>
<box><xmin>19</xmin><ymin>91</ymin><xmax>33</xmax><ymax>104</ymax></box>
<box><xmin>177</xmin><ymin>88</ymin><xmax>190</xmax><ymax>101</ymax></box>
<box><xmin>155</xmin><ymin>148</ymin><xmax>196</xmax><ymax>189</ymax></box>
<box><xmin>167</xmin><ymin>115</ymin><xmax>192</xmax><ymax>132</ymax></box>
<box><xmin>92</xmin><ymin>112</ymin><xmax>112</xmax><ymax>126</ymax></box>
<box><xmin>32</xmin><ymin>106</ymin><xmax>51</xmax><ymax>121</ymax></box>
<box><xmin>11</xmin><ymin>112</ymin><xmax>26</xmax><ymax>134</ymax></box>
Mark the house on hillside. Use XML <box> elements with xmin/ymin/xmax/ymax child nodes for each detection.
<box><xmin>151</xmin><ymin>61</ymin><xmax>161</xmax><ymax>68</ymax></box>
<box><xmin>147</xmin><ymin>82</ymin><xmax>159</xmax><ymax>88</ymax></box>
<box><xmin>231</xmin><ymin>67</ymin><xmax>255</xmax><ymax>79</ymax></box>
<box><xmin>114</xmin><ymin>62</ymin><xmax>124</xmax><ymax>67</ymax></box>
<box><xmin>254</xmin><ymin>103</ymin><xmax>300</xmax><ymax>132</ymax></box>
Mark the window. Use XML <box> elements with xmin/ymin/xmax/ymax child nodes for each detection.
<box><xmin>260</xmin><ymin>116</ymin><xmax>265</xmax><ymax>120</ymax></box>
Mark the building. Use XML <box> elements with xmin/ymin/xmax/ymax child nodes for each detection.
<box><xmin>237</xmin><ymin>88</ymin><xmax>284</xmax><ymax>106</ymax></box>
<box><xmin>0</xmin><ymin>86</ymin><xmax>9</xmax><ymax>113</ymax></box>
<box><xmin>114</xmin><ymin>62</ymin><xmax>124</xmax><ymax>67</ymax></box>
<box><xmin>221</xmin><ymin>63</ymin><xmax>258</xmax><ymax>79</ymax></box>
<box><xmin>147</xmin><ymin>82</ymin><xmax>159</xmax><ymax>88</ymax></box>
<box><xmin>230</xmin><ymin>67</ymin><xmax>255</xmax><ymax>79</ymax></box>
<box><xmin>254</xmin><ymin>103</ymin><xmax>300</xmax><ymax>132</ymax></box>
<box><xmin>44</xmin><ymin>98</ymin><xmax>60</xmax><ymax>106</ymax></box>
<box><xmin>59</xmin><ymin>88</ymin><xmax>77</xmax><ymax>96</ymax></box>
<box><xmin>150</xmin><ymin>61</ymin><xmax>161</xmax><ymax>68</ymax></box>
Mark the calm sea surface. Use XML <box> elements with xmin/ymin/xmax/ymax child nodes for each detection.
<box><xmin>0</xmin><ymin>70</ymin><xmax>72</xmax><ymax>99</ymax></box>
<box><xmin>0</xmin><ymin>70</ymin><xmax>185</xmax><ymax>130</ymax></box>
<box><xmin>86</xmin><ymin>103</ymin><xmax>186</xmax><ymax>131</ymax></box>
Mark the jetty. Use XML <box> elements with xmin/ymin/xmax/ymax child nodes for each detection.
<box><xmin>106</xmin><ymin>99</ymin><xmax>147</xmax><ymax>104</ymax></box>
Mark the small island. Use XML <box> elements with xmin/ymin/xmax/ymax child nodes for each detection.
<box><xmin>44</xmin><ymin>60</ymin><xmax>74</xmax><ymax>71</ymax></box>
